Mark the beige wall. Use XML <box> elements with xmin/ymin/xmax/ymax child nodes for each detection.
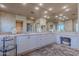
<box><xmin>0</xmin><ymin>12</ymin><xmax>16</xmax><ymax>32</ymax></box>
<box><xmin>0</xmin><ymin>12</ymin><xmax>38</xmax><ymax>33</ymax></box>
<box><xmin>0</xmin><ymin>12</ymin><xmax>28</xmax><ymax>33</ymax></box>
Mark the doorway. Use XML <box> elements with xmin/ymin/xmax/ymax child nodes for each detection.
<box><xmin>16</xmin><ymin>21</ymin><xmax>23</xmax><ymax>34</ymax></box>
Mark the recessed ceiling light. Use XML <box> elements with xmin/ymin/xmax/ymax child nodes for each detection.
<box><xmin>48</xmin><ymin>8</ymin><xmax>53</xmax><ymax>11</ymax></box>
<box><xmin>65</xmin><ymin>8</ymin><xmax>70</xmax><ymax>12</ymax></box>
<box><xmin>55</xmin><ymin>15</ymin><xmax>58</xmax><ymax>18</ymax></box>
<box><xmin>62</xmin><ymin>5</ymin><xmax>67</xmax><ymax>9</ymax></box>
<box><xmin>38</xmin><ymin>3</ymin><xmax>43</xmax><ymax>6</ymax></box>
<box><xmin>44</xmin><ymin>15</ymin><xmax>47</xmax><ymax>18</ymax></box>
<box><xmin>44</xmin><ymin>11</ymin><xmax>48</xmax><ymax>14</ymax></box>
<box><xmin>63</xmin><ymin>16</ymin><xmax>66</xmax><ymax>18</ymax></box>
<box><xmin>0</xmin><ymin>4</ymin><xmax>6</xmax><ymax>8</ymax></box>
<box><xmin>35</xmin><ymin>7</ymin><xmax>39</xmax><ymax>10</ymax></box>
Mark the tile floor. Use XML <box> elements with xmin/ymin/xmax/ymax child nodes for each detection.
<box><xmin>23</xmin><ymin>43</ymin><xmax>79</xmax><ymax>56</ymax></box>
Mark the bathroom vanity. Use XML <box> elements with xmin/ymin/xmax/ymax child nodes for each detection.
<box><xmin>0</xmin><ymin>32</ymin><xmax>79</xmax><ymax>56</ymax></box>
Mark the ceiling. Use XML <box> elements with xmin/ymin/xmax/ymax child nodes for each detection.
<box><xmin>0</xmin><ymin>3</ymin><xmax>78</xmax><ymax>22</ymax></box>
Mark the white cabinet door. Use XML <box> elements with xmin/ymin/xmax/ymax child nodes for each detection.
<box><xmin>17</xmin><ymin>35</ymin><xmax>32</xmax><ymax>54</ymax></box>
<box><xmin>46</xmin><ymin>34</ymin><xmax>54</xmax><ymax>44</ymax></box>
<box><xmin>17</xmin><ymin>33</ymin><xmax>56</xmax><ymax>54</ymax></box>
<box><xmin>26</xmin><ymin>34</ymin><xmax>44</xmax><ymax>50</ymax></box>
<box><xmin>41</xmin><ymin>34</ymin><xmax>56</xmax><ymax>45</ymax></box>
<box><xmin>40</xmin><ymin>34</ymin><xmax>49</xmax><ymax>46</ymax></box>
<box><xmin>33</xmin><ymin>34</ymin><xmax>47</xmax><ymax>48</ymax></box>
<box><xmin>29</xmin><ymin>35</ymin><xmax>39</xmax><ymax>49</ymax></box>
<box><xmin>35</xmin><ymin>35</ymin><xmax>43</xmax><ymax>48</ymax></box>
<box><xmin>39</xmin><ymin>34</ymin><xmax>49</xmax><ymax>47</ymax></box>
